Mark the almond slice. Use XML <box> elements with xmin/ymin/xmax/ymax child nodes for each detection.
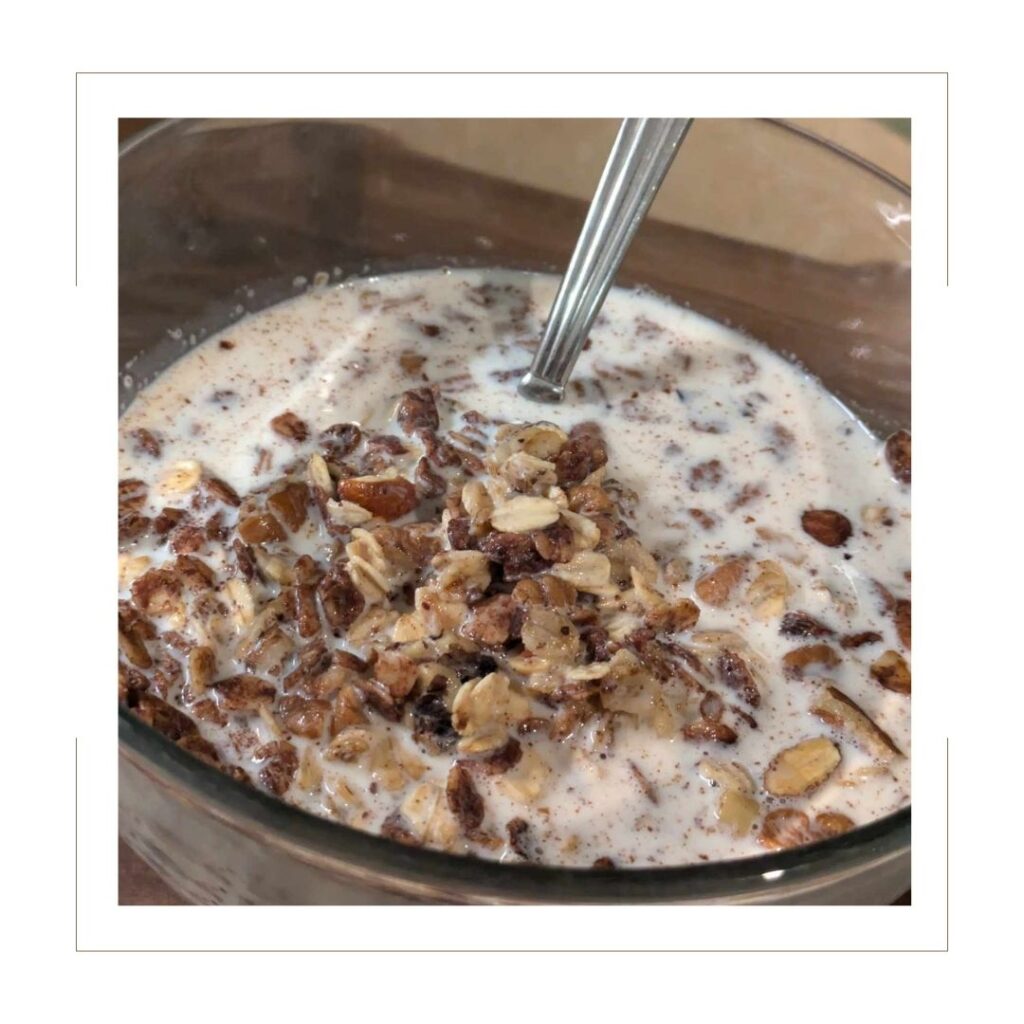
<box><xmin>764</xmin><ymin>736</ymin><xmax>841</xmax><ymax>797</ymax></box>
<box><xmin>810</xmin><ymin>684</ymin><xmax>904</xmax><ymax>763</ymax></box>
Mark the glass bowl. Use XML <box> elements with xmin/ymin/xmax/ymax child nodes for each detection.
<box><xmin>119</xmin><ymin>118</ymin><xmax>910</xmax><ymax>904</ymax></box>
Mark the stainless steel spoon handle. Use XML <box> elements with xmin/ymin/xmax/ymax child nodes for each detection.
<box><xmin>519</xmin><ymin>118</ymin><xmax>692</xmax><ymax>403</ymax></box>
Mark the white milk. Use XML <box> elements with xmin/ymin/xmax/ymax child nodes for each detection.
<box><xmin>120</xmin><ymin>268</ymin><xmax>910</xmax><ymax>867</ymax></box>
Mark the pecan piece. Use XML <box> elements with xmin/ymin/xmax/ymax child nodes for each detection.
<box><xmin>839</xmin><ymin>631</ymin><xmax>883</xmax><ymax>649</ymax></box>
<box><xmin>446</xmin><ymin>763</ymin><xmax>485</xmax><ymax>832</ymax></box>
<box><xmin>810</xmin><ymin>685</ymin><xmax>904</xmax><ymax>762</ymax></box>
<box><xmin>415</xmin><ymin>456</ymin><xmax>446</xmax><ymax>498</ymax></box>
<box><xmin>337</xmin><ymin>476</ymin><xmax>418</xmax><ymax>520</ymax></box>
<box><xmin>716</xmin><ymin>649</ymin><xmax>760</xmax><ymax>707</ymax></box>
<box><xmin>478</xmin><ymin>530</ymin><xmax>550</xmax><ymax>580</ymax></box>
<box><xmin>288</xmin><ymin>584</ymin><xmax>321</xmax><ymax>639</ymax></box>
<box><xmin>460</xmin><ymin>593</ymin><xmax>517</xmax><ymax>647</ymax></box>
<box><xmin>277</xmin><ymin>695</ymin><xmax>330</xmax><ymax>739</ymax></box>
<box><xmin>212</xmin><ymin>674</ymin><xmax>276</xmax><ymax>711</ymax></box>
<box><xmin>554</xmin><ymin>423</ymin><xmax>608</xmax><ymax>486</ymax></box>
<box><xmin>801</xmin><ymin>509</ymin><xmax>853</xmax><ymax>547</ymax></box>
<box><xmin>396</xmin><ymin>386</ymin><xmax>440</xmax><ymax>435</ymax></box>
<box><xmin>202</xmin><ymin>476</ymin><xmax>241</xmax><ymax>507</ymax></box>
<box><xmin>531</xmin><ymin>521</ymin><xmax>575</xmax><ymax>562</ymax></box>
<box><xmin>237</xmin><ymin>510</ymin><xmax>286</xmax><ymax>544</ymax></box>
<box><xmin>894</xmin><ymin>598</ymin><xmax>911</xmax><ymax>649</ymax></box>
<box><xmin>320</xmin><ymin>422</ymin><xmax>362</xmax><ymax>460</ymax></box>
<box><xmin>885</xmin><ymin>429</ymin><xmax>911</xmax><ymax>484</ymax></box>
<box><xmin>506</xmin><ymin>817</ymin><xmax>540</xmax><ymax>861</ymax></box>
<box><xmin>129</xmin><ymin>427</ymin><xmax>162</xmax><ymax>458</ymax></box>
<box><xmin>267</xmin><ymin>482</ymin><xmax>309</xmax><ymax>531</ymax></box>
<box><xmin>779</xmin><ymin>611</ymin><xmax>834</xmax><ymax>638</ymax></box>
<box><xmin>317</xmin><ymin>565</ymin><xmax>365</xmax><ymax>633</ymax></box>
<box><xmin>870</xmin><ymin>650</ymin><xmax>911</xmax><ymax>694</ymax></box>
<box><xmin>270</xmin><ymin>411</ymin><xmax>309</xmax><ymax>443</ymax></box>
<box><xmin>758</xmin><ymin>809</ymin><xmax>815</xmax><ymax>850</ymax></box>
<box><xmin>782</xmin><ymin>643</ymin><xmax>840</xmax><ymax>679</ymax></box>
<box><xmin>253</xmin><ymin>740</ymin><xmax>298</xmax><ymax>795</ymax></box>
<box><xmin>682</xmin><ymin>719</ymin><xmax>738</xmax><ymax>744</ymax></box>
<box><xmin>694</xmin><ymin>558</ymin><xmax>746</xmax><ymax>607</ymax></box>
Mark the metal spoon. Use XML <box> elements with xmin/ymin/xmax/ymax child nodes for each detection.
<box><xmin>518</xmin><ymin>117</ymin><xmax>692</xmax><ymax>403</ymax></box>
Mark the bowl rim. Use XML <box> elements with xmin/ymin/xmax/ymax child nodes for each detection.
<box><xmin>118</xmin><ymin>116</ymin><xmax>911</xmax><ymax>902</ymax></box>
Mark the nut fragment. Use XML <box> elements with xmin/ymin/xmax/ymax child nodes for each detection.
<box><xmin>801</xmin><ymin>509</ymin><xmax>853</xmax><ymax>547</ymax></box>
<box><xmin>270</xmin><ymin>411</ymin><xmax>309</xmax><ymax>443</ymax></box>
<box><xmin>810</xmin><ymin>685</ymin><xmax>904</xmax><ymax>762</ymax></box>
<box><xmin>694</xmin><ymin>559</ymin><xmax>746</xmax><ymax>607</ymax></box>
<box><xmin>884</xmin><ymin>429</ymin><xmax>911</xmax><ymax>484</ymax></box>
<box><xmin>338</xmin><ymin>476</ymin><xmax>418</xmax><ymax>521</ymax></box>
<box><xmin>716</xmin><ymin>650</ymin><xmax>760</xmax><ymax>707</ymax></box>
<box><xmin>782</xmin><ymin>643</ymin><xmax>840</xmax><ymax>679</ymax></box>
<box><xmin>870</xmin><ymin>650</ymin><xmax>911</xmax><ymax>694</ymax></box>
<box><xmin>446</xmin><ymin>763</ymin><xmax>485</xmax><ymax>832</ymax></box>
<box><xmin>758</xmin><ymin>808</ymin><xmax>815</xmax><ymax>850</ymax></box>
<box><xmin>764</xmin><ymin>737</ymin><xmax>841</xmax><ymax>797</ymax></box>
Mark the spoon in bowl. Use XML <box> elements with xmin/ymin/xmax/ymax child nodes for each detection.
<box><xmin>518</xmin><ymin>117</ymin><xmax>692</xmax><ymax>403</ymax></box>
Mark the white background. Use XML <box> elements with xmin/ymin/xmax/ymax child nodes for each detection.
<box><xmin>3</xmin><ymin>0</ymin><xmax>1017</xmax><ymax>1015</ymax></box>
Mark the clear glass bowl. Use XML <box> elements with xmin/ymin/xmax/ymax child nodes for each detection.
<box><xmin>119</xmin><ymin>118</ymin><xmax>910</xmax><ymax>904</ymax></box>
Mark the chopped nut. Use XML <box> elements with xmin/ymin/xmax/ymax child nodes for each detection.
<box><xmin>764</xmin><ymin>737</ymin><xmax>841</xmax><ymax>796</ymax></box>
<box><xmin>186</xmin><ymin>645</ymin><xmax>216</xmax><ymax>696</ymax></box>
<box><xmin>782</xmin><ymin>643</ymin><xmax>840</xmax><ymax>679</ymax></box>
<box><xmin>337</xmin><ymin>476</ymin><xmax>418</xmax><ymax>521</ymax></box>
<box><xmin>460</xmin><ymin>593</ymin><xmax>517</xmax><ymax>647</ymax></box>
<box><xmin>238</xmin><ymin>510</ymin><xmax>286</xmax><ymax>544</ymax></box>
<box><xmin>213</xmin><ymin>674</ymin><xmax>276</xmax><ymax>711</ymax></box>
<box><xmin>810</xmin><ymin>685</ymin><xmax>904</xmax><ymax>763</ymax></box>
<box><xmin>396</xmin><ymin>386</ymin><xmax>440</xmax><ymax>435</ymax></box>
<box><xmin>446</xmin><ymin>763</ymin><xmax>485</xmax><ymax>832</ymax></box>
<box><xmin>267</xmin><ymin>482</ymin><xmax>309</xmax><ymax>531</ymax></box>
<box><xmin>801</xmin><ymin>509</ymin><xmax>853</xmax><ymax>547</ymax></box>
<box><xmin>758</xmin><ymin>808</ymin><xmax>815</xmax><ymax>850</ymax></box>
<box><xmin>870</xmin><ymin>650</ymin><xmax>911</xmax><ymax>694</ymax></box>
<box><xmin>814</xmin><ymin>812</ymin><xmax>855</xmax><ymax>837</ymax></box>
<box><xmin>324</xmin><ymin>727</ymin><xmax>373</xmax><ymax>761</ymax></box>
<box><xmin>713</xmin><ymin>649</ymin><xmax>759</xmax><ymax>707</ymax></box>
<box><xmin>253</xmin><ymin>739</ymin><xmax>298</xmax><ymax>795</ymax></box>
<box><xmin>884</xmin><ymin>429</ymin><xmax>911</xmax><ymax>484</ymax></box>
<box><xmin>270</xmin><ymin>411</ymin><xmax>309</xmax><ymax>443</ymax></box>
<box><xmin>682</xmin><ymin>719</ymin><xmax>738</xmax><ymax>744</ymax></box>
<box><xmin>779</xmin><ymin>611</ymin><xmax>834</xmax><ymax>638</ymax></box>
<box><xmin>894</xmin><ymin>598</ymin><xmax>911</xmax><ymax>649</ymax></box>
<box><xmin>694</xmin><ymin>558</ymin><xmax>747</xmax><ymax>607</ymax></box>
<box><xmin>839</xmin><ymin>631</ymin><xmax>883</xmax><ymax>649</ymax></box>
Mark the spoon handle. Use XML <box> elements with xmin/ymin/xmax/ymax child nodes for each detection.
<box><xmin>519</xmin><ymin>118</ymin><xmax>692</xmax><ymax>403</ymax></box>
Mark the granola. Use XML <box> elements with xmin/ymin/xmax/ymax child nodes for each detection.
<box><xmin>118</xmin><ymin>268</ymin><xmax>911</xmax><ymax>867</ymax></box>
